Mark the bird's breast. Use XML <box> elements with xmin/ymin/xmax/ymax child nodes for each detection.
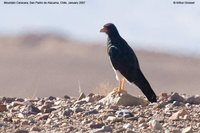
<box><xmin>114</xmin><ymin>69</ymin><xmax>124</xmax><ymax>81</ymax></box>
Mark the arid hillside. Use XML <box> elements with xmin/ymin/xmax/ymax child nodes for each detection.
<box><xmin>0</xmin><ymin>34</ymin><xmax>200</xmax><ymax>97</ymax></box>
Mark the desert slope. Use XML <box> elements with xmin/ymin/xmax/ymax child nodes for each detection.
<box><xmin>0</xmin><ymin>34</ymin><xmax>200</xmax><ymax>97</ymax></box>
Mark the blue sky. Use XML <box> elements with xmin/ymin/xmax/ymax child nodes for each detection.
<box><xmin>0</xmin><ymin>0</ymin><xmax>200</xmax><ymax>55</ymax></box>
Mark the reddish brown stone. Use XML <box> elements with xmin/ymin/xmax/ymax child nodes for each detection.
<box><xmin>0</xmin><ymin>104</ymin><xmax>7</xmax><ymax>112</ymax></box>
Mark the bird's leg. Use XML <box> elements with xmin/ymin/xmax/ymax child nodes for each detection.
<box><xmin>118</xmin><ymin>78</ymin><xmax>127</xmax><ymax>93</ymax></box>
<box><xmin>118</xmin><ymin>79</ymin><xmax>123</xmax><ymax>92</ymax></box>
<box><xmin>112</xmin><ymin>78</ymin><xmax>127</xmax><ymax>96</ymax></box>
<box><xmin>111</xmin><ymin>80</ymin><xmax>121</xmax><ymax>96</ymax></box>
<box><xmin>120</xmin><ymin>78</ymin><xmax>126</xmax><ymax>92</ymax></box>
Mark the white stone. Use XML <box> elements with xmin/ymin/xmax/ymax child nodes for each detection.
<box><xmin>149</xmin><ymin>120</ymin><xmax>162</xmax><ymax>130</ymax></box>
<box><xmin>123</xmin><ymin>123</ymin><xmax>133</xmax><ymax>129</ymax></box>
<box><xmin>106</xmin><ymin>116</ymin><xmax>122</xmax><ymax>123</ymax></box>
<box><xmin>182</xmin><ymin>126</ymin><xmax>193</xmax><ymax>133</ymax></box>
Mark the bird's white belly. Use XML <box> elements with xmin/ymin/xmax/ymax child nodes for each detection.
<box><xmin>110</xmin><ymin>65</ymin><xmax>124</xmax><ymax>81</ymax></box>
<box><xmin>114</xmin><ymin>69</ymin><xmax>124</xmax><ymax>81</ymax></box>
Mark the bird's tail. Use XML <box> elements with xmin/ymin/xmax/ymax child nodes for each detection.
<box><xmin>133</xmin><ymin>69</ymin><xmax>157</xmax><ymax>103</ymax></box>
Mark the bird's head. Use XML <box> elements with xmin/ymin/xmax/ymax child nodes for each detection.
<box><xmin>100</xmin><ymin>23</ymin><xmax>120</xmax><ymax>37</ymax></box>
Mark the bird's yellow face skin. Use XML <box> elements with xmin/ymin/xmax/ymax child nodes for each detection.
<box><xmin>100</xmin><ymin>26</ymin><xmax>108</xmax><ymax>33</ymax></box>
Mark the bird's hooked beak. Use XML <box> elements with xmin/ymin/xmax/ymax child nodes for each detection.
<box><xmin>100</xmin><ymin>27</ymin><xmax>108</xmax><ymax>33</ymax></box>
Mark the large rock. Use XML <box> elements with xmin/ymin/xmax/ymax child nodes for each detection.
<box><xmin>186</xmin><ymin>95</ymin><xmax>200</xmax><ymax>104</ymax></box>
<box><xmin>168</xmin><ymin>92</ymin><xmax>185</xmax><ymax>103</ymax></box>
<box><xmin>99</xmin><ymin>90</ymin><xmax>147</xmax><ymax>106</ymax></box>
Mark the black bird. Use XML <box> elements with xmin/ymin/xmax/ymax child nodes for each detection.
<box><xmin>100</xmin><ymin>23</ymin><xmax>157</xmax><ymax>103</ymax></box>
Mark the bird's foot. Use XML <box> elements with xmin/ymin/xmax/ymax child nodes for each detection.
<box><xmin>111</xmin><ymin>87</ymin><xmax>118</xmax><ymax>96</ymax></box>
<box><xmin>111</xmin><ymin>87</ymin><xmax>127</xmax><ymax>96</ymax></box>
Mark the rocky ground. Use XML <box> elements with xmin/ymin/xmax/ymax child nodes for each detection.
<box><xmin>0</xmin><ymin>92</ymin><xmax>200</xmax><ymax>133</ymax></box>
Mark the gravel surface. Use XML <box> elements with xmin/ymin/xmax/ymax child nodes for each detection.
<box><xmin>0</xmin><ymin>92</ymin><xmax>200</xmax><ymax>133</ymax></box>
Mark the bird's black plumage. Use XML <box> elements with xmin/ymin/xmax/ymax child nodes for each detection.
<box><xmin>100</xmin><ymin>23</ymin><xmax>157</xmax><ymax>103</ymax></box>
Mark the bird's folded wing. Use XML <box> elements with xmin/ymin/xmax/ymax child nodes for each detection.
<box><xmin>108</xmin><ymin>46</ymin><xmax>123</xmax><ymax>70</ymax></box>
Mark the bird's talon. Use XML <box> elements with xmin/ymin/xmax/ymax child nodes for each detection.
<box><xmin>111</xmin><ymin>87</ymin><xmax>119</xmax><ymax>96</ymax></box>
<box><xmin>111</xmin><ymin>87</ymin><xmax>127</xmax><ymax>96</ymax></box>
